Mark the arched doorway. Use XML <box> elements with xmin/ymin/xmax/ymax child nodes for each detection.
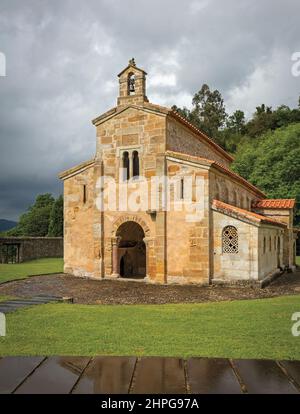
<box><xmin>116</xmin><ymin>221</ymin><xmax>146</xmax><ymax>279</ymax></box>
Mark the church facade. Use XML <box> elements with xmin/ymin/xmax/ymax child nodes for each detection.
<box><xmin>59</xmin><ymin>60</ymin><xmax>298</xmax><ymax>284</ymax></box>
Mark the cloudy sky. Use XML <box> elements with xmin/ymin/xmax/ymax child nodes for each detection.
<box><xmin>0</xmin><ymin>0</ymin><xmax>299</xmax><ymax>220</ymax></box>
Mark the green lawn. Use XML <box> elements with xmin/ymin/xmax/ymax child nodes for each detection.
<box><xmin>297</xmin><ymin>256</ymin><xmax>300</xmax><ymax>266</ymax></box>
<box><xmin>0</xmin><ymin>258</ymin><xmax>63</xmax><ymax>284</ymax></box>
<box><xmin>0</xmin><ymin>295</ymin><xmax>299</xmax><ymax>359</ymax></box>
<box><xmin>0</xmin><ymin>296</ymin><xmax>17</xmax><ymax>302</ymax></box>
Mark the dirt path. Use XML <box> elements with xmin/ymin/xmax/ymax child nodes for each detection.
<box><xmin>0</xmin><ymin>270</ymin><xmax>299</xmax><ymax>305</ymax></box>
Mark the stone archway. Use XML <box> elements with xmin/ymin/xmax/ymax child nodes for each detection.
<box><xmin>110</xmin><ymin>215</ymin><xmax>154</xmax><ymax>280</ymax></box>
<box><xmin>115</xmin><ymin>221</ymin><xmax>146</xmax><ymax>279</ymax></box>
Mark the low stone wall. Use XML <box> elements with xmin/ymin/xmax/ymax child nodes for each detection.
<box><xmin>0</xmin><ymin>237</ymin><xmax>63</xmax><ymax>263</ymax></box>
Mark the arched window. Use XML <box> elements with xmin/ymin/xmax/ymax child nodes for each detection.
<box><xmin>274</xmin><ymin>236</ymin><xmax>277</xmax><ymax>250</ymax></box>
<box><xmin>122</xmin><ymin>151</ymin><xmax>130</xmax><ymax>181</ymax></box>
<box><xmin>269</xmin><ymin>236</ymin><xmax>272</xmax><ymax>251</ymax></box>
<box><xmin>180</xmin><ymin>178</ymin><xmax>184</xmax><ymax>200</ymax></box>
<box><xmin>128</xmin><ymin>72</ymin><xmax>135</xmax><ymax>95</ymax></box>
<box><xmin>263</xmin><ymin>237</ymin><xmax>266</xmax><ymax>254</ymax></box>
<box><xmin>132</xmin><ymin>151</ymin><xmax>140</xmax><ymax>178</ymax></box>
<box><xmin>83</xmin><ymin>185</ymin><xmax>87</xmax><ymax>204</ymax></box>
<box><xmin>222</xmin><ymin>226</ymin><xmax>238</xmax><ymax>254</ymax></box>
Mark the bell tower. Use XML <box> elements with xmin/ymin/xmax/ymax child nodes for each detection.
<box><xmin>117</xmin><ymin>58</ymin><xmax>148</xmax><ymax>106</ymax></box>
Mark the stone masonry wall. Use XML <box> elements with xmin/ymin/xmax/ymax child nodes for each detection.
<box><xmin>258</xmin><ymin>226</ymin><xmax>284</xmax><ymax>277</ymax></box>
<box><xmin>0</xmin><ymin>237</ymin><xmax>63</xmax><ymax>263</ymax></box>
<box><xmin>212</xmin><ymin>211</ymin><xmax>259</xmax><ymax>281</ymax></box>
<box><xmin>166</xmin><ymin>158</ymin><xmax>211</xmax><ymax>284</ymax></box>
<box><xmin>209</xmin><ymin>170</ymin><xmax>260</xmax><ymax>210</ymax></box>
<box><xmin>95</xmin><ymin>106</ymin><xmax>167</xmax><ymax>282</ymax></box>
<box><xmin>63</xmin><ymin>165</ymin><xmax>96</xmax><ymax>277</ymax></box>
<box><xmin>166</xmin><ymin>117</ymin><xmax>232</xmax><ymax>169</ymax></box>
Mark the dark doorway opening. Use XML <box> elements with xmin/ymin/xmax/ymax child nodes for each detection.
<box><xmin>116</xmin><ymin>221</ymin><xmax>146</xmax><ymax>279</ymax></box>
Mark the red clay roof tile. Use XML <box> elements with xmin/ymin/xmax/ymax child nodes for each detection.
<box><xmin>212</xmin><ymin>199</ymin><xmax>287</xmax><ymax>228</ymax></box>
<box><xmin>252</xmin><ymin>199</ymin><xmax>296</xmax><ymax>209</ymax></box>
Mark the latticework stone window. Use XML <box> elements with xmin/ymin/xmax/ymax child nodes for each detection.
<box><xmin>222</xmin><ymin>226</ymin><xmax>238</xmax><ymax>254</ymax></box>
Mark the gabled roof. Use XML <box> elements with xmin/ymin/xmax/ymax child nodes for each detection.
<box><xmin>166</xmin><ymin>150</ymin><xmax>265</xmax><ymax>198</ymax></box>
<box><xmin>92</xmin><ymin>102</ymin><xmax>234</xmax><ymax>164</ymax></box>
<box><xmin>169</xmin><ymin>110</ymin><xmax>234</xmax><ymax>162</ymax></box>
<box><xmin>252</xmin><ymin>199</ymin><xmax>296</xmax><ymax>209</ymax></box>
<box><xmin>59</xmin><ymin>158</ymin><xmax>95</xmax><ymax>180</ymax></box>
<box><xmin>212</xmin><ymin>200</ymin><xmax>287</xmax><ymax>228</ymax></box>
<box><xmin>117</xmin><ymin>61</ymin><xmax>147</xmax><ymax>77</ymax></box>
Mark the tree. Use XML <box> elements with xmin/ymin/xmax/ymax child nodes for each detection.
<box><xmin>172</xmin><ymin>84</ymin><xmax>227</xmax><ymax>146</ymax></box>
<box><xmin>191</xmin><ymin>84</ymin><xmax>227</xmax><ymax>138</ymax></box>
<box><xmin>48</xmin><ymin>195</ymin><xmax>63</xmax><ymax>237</ymax></box>
<box><xmin>232</xmin><ymin>123</ymin><xmax>300</xmax><ymax>225</ymax></box>
<box><xmin>245</xmin><ymin>104</ymin><xmax>274</xmax><ymax>137</ymax></box>
<box><xmin>226</xmin><ymin>110</ymin><xmax>246</xmax><ymax>134</ymax></box>
<box><xmin>7</xmin><ymin>193</ymin><xmax>55</xmax><ymax>236</ymax></box>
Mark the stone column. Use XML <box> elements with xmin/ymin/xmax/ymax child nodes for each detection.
<box><xmin>130</xmin><ymin>150</ymin><xmax>134</xmax><ymax>179</ymax></box>
<box><xmin>111</xmin><ymin>236</ymin><xmax>121</xmax><ymax>277</ymax></box>
<box><xmin>143</xmin><ymin>236</ymin><xmax>155</xmax><ymax>281</ymax></box>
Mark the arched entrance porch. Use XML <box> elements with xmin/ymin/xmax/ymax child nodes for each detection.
<box><xmin>113</xmin><ymin>221</ymin><xmax>146</xmax><ymax>279</ymax></box>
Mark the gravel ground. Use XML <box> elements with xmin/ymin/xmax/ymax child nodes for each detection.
<box><xmin>0</xmin><ymin>270</ymin><xmax>299</xmax><ymax>305</ymax></box>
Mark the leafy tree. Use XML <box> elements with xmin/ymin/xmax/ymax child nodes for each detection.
<box><xmin>7</xmin><ymin>193</ymin><xmax>55</xmax><ymax>236</ymax></box>
<box><xmin>226</xmin><ymin>110</ymin><xmax>246</xmax><ymax>134</ymax></box>
<box><xmin>232</xmin><ymin>123</ymin><xmax>300</xmax><ymax>225</ymax></box>
<box><xmin>48</xmin><ymin>195</ymin><xmax>63</xmax><ymax>237</ymax></box>
<box><xmin>172</xmin><ymin>84</ymin><xmax>227</xmax><ymax>146</ymax></box>
<box><xmin>191</xmin><ymin>84</ymin><xmax>227</xmax><ymax>138</ymax></box>
<box><xmin>244</xmin><ymin>104</ymin><xmax>274</xmax><ymax>137</ymax></box>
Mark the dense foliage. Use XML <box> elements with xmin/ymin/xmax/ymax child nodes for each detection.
<box><xmin>7</xmin><ymin>193</ymin><xmax>63</xmax><ymax>237</ymax></box>
<box><xmin>232</xmin><ymin>124</ymin><xmax>300</xmax><ymax>225</ymax></box>
<box><xmin>174</xmin><ymin>86</ymin><xmax>300</xmax><ymax>225</ymax></box>
<box><xmin>48</xmin><ymin>195</ymin><xmax>64</xmax><ymax>237</ymax></box>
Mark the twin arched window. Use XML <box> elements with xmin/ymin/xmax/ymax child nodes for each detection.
<box><xmin>222</xmin><ymin>226</ymin><xmax>238</xmax><ymax>254</ymax></box>
<box><xmin>122</xmin><ymin>152</ymin><xmax>130</xmax><ymax>180</ymax></box>
<box><xmin>122</xmin><ymin>150</ymin><xmax>140</xmax><ymax>180</ymax></box>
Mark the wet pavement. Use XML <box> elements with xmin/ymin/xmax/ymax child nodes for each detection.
<box><xmin>0</xmin><ymin>356</ymin><xmax>299</xmax><ymax>394</ymax></box>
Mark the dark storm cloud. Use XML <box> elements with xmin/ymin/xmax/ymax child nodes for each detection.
<box><xmin>0</xmin><ymin>0</ymin><xmax>299</xmax><ymax>219</ymax></box>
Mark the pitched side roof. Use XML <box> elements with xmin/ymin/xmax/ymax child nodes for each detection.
<box><xmin>168</xmin><ymin>109</ymin><xmax>234</xmax><ymax>162</ymax></box>
<box><xmin>166</xmin><ymin>150</ymin><xmax>265</xmax><ymax>198</ymax></box>
<box><xmin>59</xmin><ymin>158</ymin><xmax>95</xmax><ymax>180</ymax></box>
<box><xmin>252</xmin><ymin>199</ymin><xmax>296</xmax><ymax>209</ymax></box>
<box><xmin>212</xmin><ymin>199</ymin><xmax>287</xmax><ymax>228</ymax></box>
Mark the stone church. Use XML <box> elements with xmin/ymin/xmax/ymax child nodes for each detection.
<box><xmin>59</xmin><ymin>59</ymin><xmax>298</xmax><ymax>284</ymax></box>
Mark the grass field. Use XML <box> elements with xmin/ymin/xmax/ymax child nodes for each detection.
<box><xmin>0</xmin><ymin>295</ymin><xmax>16</xmax><ymax>302</ymax></box>
<box><xmin>297</xmin><ymin>256</ymin><xmax>300</xmax><ymax>266</ymax></box>
<box><xmin>0</xmin><ymin>295</ymin><xmax>299</xmax><ymax>359</ymax></box>
<box><xmin>0</xmin><ymin>258</ymin><xmax>63</xmax><ymax>284</ymax></box>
